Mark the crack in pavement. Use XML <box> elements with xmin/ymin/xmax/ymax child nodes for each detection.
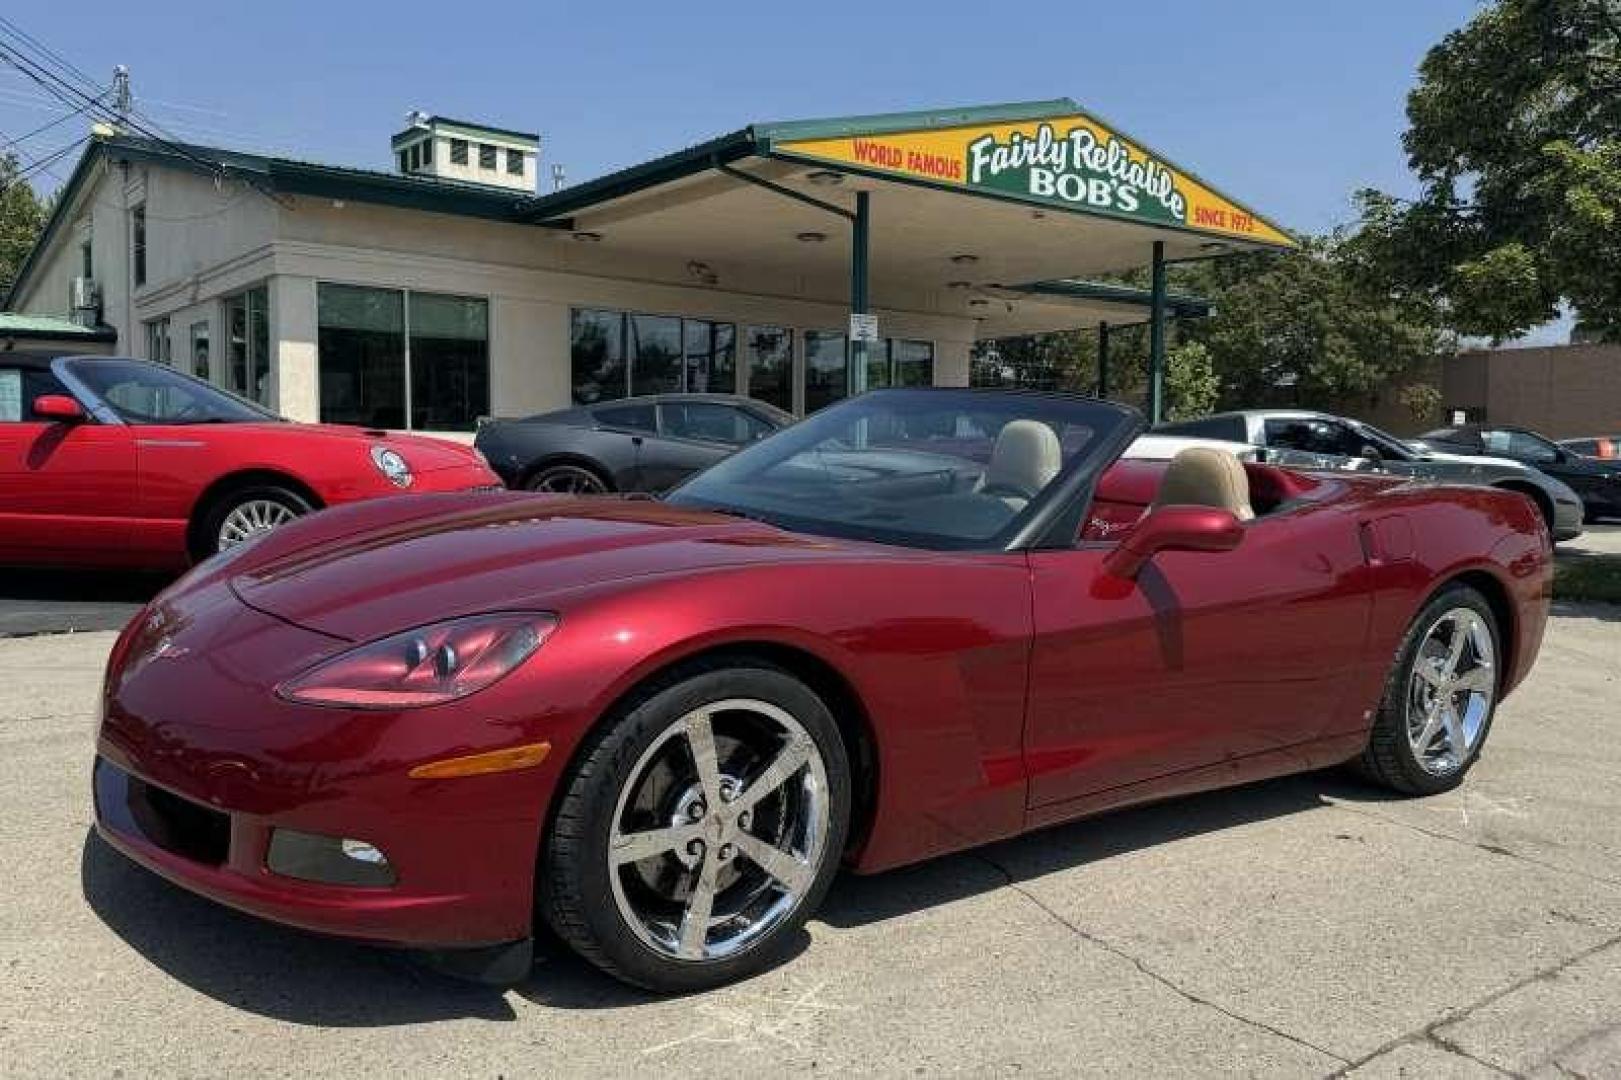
<box><xmin>969</xmin><ymin>851</ymin><xmax>1351</xmax><ymax>1068</ymax></box>
<box><xmin>1328</xmin><ymin>933</ymin><xmax>1621</xmax><ymax>1079</ymax></box>
<box><xmin>1323</xmin><ymin>799</ymin><xmax>1621</xmax><ymax>894</ymax></box>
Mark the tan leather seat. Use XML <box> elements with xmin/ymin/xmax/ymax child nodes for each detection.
<box><xmin>1152</xmin><ymin>447</ymin><xmax>1255</xmax><ymax>520</ymax></box>
<box><xmin>980</xmin><ymin>420</ymin><xmax>1062</xmax><ymax>505</ymax></box>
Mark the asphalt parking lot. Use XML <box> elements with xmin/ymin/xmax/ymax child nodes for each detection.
<box><xmin>1</xmin><ymin>606</ymin><xmax>1618</xmax><ymax>1077</ymax></box>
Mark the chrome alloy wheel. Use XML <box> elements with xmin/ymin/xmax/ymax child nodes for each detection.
<box><xmin>530</xmin><ymin>466</ymin><xmax>606</xmax><ymax>494</ymax></box>
<box><xmin>217</xmin><ymin>499</ymin><xmax>297</xmax><ymax>549</ymax></box>
<box><xmin>608</xmin><ymin>699</ymin><xmax>830</xmax><ymax>963</ymax></box>
<box><xmin>1406</xmin><ymin>607</ymin><xmax>1496</xmax><ymax>776</ymax></box>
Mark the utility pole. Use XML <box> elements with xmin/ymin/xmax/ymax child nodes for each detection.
<box><xmin>112</xmin><ymin>66</ymin><xmax>131</xmax><ymax>122</ymax></box>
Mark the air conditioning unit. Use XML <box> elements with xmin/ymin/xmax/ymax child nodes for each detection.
<box><xmin>69</xmin><ymin>277</ymin><xmax>102</xmax><ymax>327</ymax></box>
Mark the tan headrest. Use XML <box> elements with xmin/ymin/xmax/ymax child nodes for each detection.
<box><xmin>1152</xmin><ymin>447</ymin><xmax>1255</xmax><ymax>521</ymax></box>
<box><xmin>983</xmin><ymin>419</ymin><xmax>1063</xmax><ymax>499</ymax></box>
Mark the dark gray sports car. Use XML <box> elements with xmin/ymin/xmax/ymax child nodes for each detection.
<box><xmin>475</xmin><ymin>394</ymin><xmax>793</xmax><ymax>494</ymax></box>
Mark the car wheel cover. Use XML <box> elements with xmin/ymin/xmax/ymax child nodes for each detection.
<box><xmin>607</xmin><ymin>698</ymin><xmax>830</xmax><ymax>963</ymax></box>
<box><xmin>532</xmin><ymin>466</ymin><xmax>606</xmax><ymax>494</ymax></box>
<box><xmin>217</xmin><ymin>498</ymin><xmax>298</xmax><ymax>550</ymax></box>
<box><xmin>1406</xmin><ymin>607</ymin><xmax>1495</xmax><ymax>776</ymax></box>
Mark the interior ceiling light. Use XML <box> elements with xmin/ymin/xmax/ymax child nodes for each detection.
<box><xmin>796</xmin><ymin>231</ymin><xmax>828</xmax><ymax>243</ymax></box>
<box><xmin>947</xmin><ymin>281</ymin><xmax>973</xmax><ymax>290</ymax></box>
<box><xmin>968</xmin><ymin>298</ymin><xmax>990</xmax><ymax>308</ymax></box>
<box><xmin>805</xmin><ymin>170</ymin><xmax>845</xmax><ymax>187</ymax></box>
<box><xmin>1030</xmin><ymin>209</ymin><xmax>1046</xmax><ymax>220</ymax></box>
<box><xmin>950</xmin><ymin>254</ymin><xmax>979</xmax><ymax>265</ymax></box>
<box><xmin>572</xmin><ymin>231</ymin><xmax>603</xmax><ymax>243</ymax></box>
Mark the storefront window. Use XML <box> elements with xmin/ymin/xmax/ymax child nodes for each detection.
<box><xmin>189</xmin><ymin>321</ymin><xmax>210</xmax><ymax>381</ymax></box>
<box><xmin>571</xmin><ymin>309</ymin><xmax>627</xmax><ymax>404</ymax></box>
<box><xmin>861</xmin><ymin>338</ymin><xmax>935</xmax><ymax>390</ymax></box>
<box><xmin>684</xmin><ymin>320</ymin><xmax>736</xmax><ymax>394</ymax></box>
<box><xmin>223</xmin><ymin>286</ymin><xmax>271</xmax><ymax>406</ymax></box>
<box><xmin>317</xmin><ymin>285</ymin><xmax>488</xmax><ymax>431</ymax></box>
<box><xmin>409</xmin><ymin>292</ymin><xmax>489</xmax><ymax>431</ymax></box>
<box><xmin>804</xmin><ymin>330</ymin><xmax>848</xmax><ymax>414</ymax></box>
<box><xmin>144</xmin><ymin>317</ymin><xmax>171</xmax><ymax>366</ymax></box>
<box><xmin>891</xmin><ymin>339</ymin><xmax>935</xmax><ymax>387</ymax></box>
<box><xmin>629</xmin><ymin>314</ymin><xmax>682</xmax><ymax>397</ymax></box>
<box><xmin>745</xmin><ymin>325</ymin><xmax>793</xmax><ymax>412</ymax></box>
<box><xmin>318</xmin><ymin>284</ymin><xmax>406</xmax><ymax>428</ymax></box>
<box><xmin>572</xmin><ymin>308</ymin><xmax>741</xmax><ymax>404</ymax></box>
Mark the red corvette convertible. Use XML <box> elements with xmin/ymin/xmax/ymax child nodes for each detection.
<box><xmin>0</xmin><ymin>353</ymin><xmax>498</xmax><ymax>569</ymax></box>
<box><xmin>92</xmin><ymin>388</ymin><xmax>1550</xmax><ymax>991</ymax></box>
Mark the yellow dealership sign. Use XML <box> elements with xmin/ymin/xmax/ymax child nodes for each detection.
<box><xmin>773</xmin><ymin>113</ymin><xmax>1295</xmax><ymax>248</ymax></box>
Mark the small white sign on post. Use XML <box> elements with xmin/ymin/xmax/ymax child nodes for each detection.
<box><xmin>848</xmin><ymin>313</ymin><xmax>879</xmax><ymax>343</ymax></box>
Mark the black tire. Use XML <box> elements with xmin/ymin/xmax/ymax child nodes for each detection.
<box><xmin>541</xmin><ymin>661</ymin><xmax>851</xmax><ymax>992</ymax></box>
<box><xmin>1354</xmin><ymin>583</ymin><xmax>1501</xmax><ymax>795</ymax></box>
<box><xmin>192</xmin><ymin>484</ymin><xmax>313</xmax><ymax>560</ymax></box>
<box><xmin>524</xmin><ymin>462</ymin><xmax>612</xmax><ymax>495</ymax></box>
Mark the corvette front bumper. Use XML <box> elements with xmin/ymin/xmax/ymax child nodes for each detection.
<box><xmin>92</xmin><ymin>593</ymin><xmax>558</xmax><ymax>955</ymax></box>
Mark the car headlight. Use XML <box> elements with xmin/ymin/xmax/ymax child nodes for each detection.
<box><xmin>370</xmin><ymin>445</ymin><xmax>414</xmax><ymax>488</ymax></box>
<box><xmin>276</xmin><ymin>613</ymin><xmax>557</xmax><ymax>709</ymax></box>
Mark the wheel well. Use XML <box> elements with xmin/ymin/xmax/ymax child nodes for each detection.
<box><xmin>1493</xmin><ymin>480</ymin><xmax>1551</xmax><ymax>529</ymax></box>
<box><xmin>1446</xmin><ymin>569</ymin><xmax>1517</xmax><ymax>688</ymax></box>
<box><xmin>521</xmin><ymin>455</ymin><xmax>615</xmax><ymax>491</ymax></box>
<box><xmin>187</xmin><ymin>469</ymin><xmax>324</xmax><ymax>559</ymax></box>
<box><xmin>547</xmin><ymin>641</ymin><xmax>880</xmax><ymax>857</ymax></box>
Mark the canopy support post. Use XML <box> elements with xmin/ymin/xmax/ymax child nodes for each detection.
<box><xmin>849</xmin><ymin>190</ymin><xmax>870</xmax><ymax>395</ymax></box>
<box><xmin>1147</xmin><ymin>240</ymin><xmax>1167</xmax><ymax>424</ymax></box>
<box><xmin>1096</xmin><ymin>321</ymin><xmax>1110</xmax><ymax>398</ymax></box>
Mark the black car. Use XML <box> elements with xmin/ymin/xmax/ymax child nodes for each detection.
<box><xmin>475</xmin><ymin>394</ymin><xmax>792</xmax><ymax>494</ymax></box>
<box><xmin>1416</xmin><ymin>424</ymin><xmax>1621</xmax><ymax>523</ymax></box>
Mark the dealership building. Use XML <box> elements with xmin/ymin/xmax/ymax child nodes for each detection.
<box><xmin>5</xmin><ymin>99</ymin><xmax>1294</xmax><ymax>435</ymax></box>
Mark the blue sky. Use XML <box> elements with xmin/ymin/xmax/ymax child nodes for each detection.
<box><xmin>10</xmin><ymin>1</ymin><xmax>1560</xmax><ymax>341</ymax></box>
<box><xmin>3</xmin><ymin>0</ymin><xmax>1481</xmax><ymax>233</ymax></box>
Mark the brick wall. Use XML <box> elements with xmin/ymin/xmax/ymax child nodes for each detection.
<box><xmin>1443</xmin><ymin>344</ymin><xmax>1621</xmax><ymax>438</ymax></box>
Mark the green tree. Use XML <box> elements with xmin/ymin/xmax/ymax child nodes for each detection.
<box><xmin>1164</xmin><ymin>340</ymin><xmax>1218</xmax><ymax>420</ymax></box>
<box><xmin>1172</xmin><ymin>239</ymin><xmax>1448</xmax><ymax>411</ymax></box>
<box><xmin>1</xmin><ymin>153</ymin><xmax>51</xmax><ymax>301</ymax></box>
<box><xmin>1349</xmin><ymin>0</ymin><xmax>1621</xmax><ymax>340</ymax></box>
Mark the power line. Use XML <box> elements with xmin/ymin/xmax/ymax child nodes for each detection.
<box><xmin>0</xmin><ymin>134</ymin><xmax>87</xmax><ymax>195</ymax></box>
<box><xmin>0</xmin><ymin>87</ymin><xmax>106</xmax><ymax>151</ymax></box>
<box><xmin>0</xmin><ymin>13</ymin><xmax>100</xmax><ymax>95</ymax></box>
<box><xmin>0</xmin><ymin>39</ymin><xmax>225</xmax><ymax>180</ymax></box>
<box><xmin>0</xmin><ymin>19</ymin><xmax>288</xmax><ymax>208</ymax></box>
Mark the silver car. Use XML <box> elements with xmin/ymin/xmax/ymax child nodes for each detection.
<box><xmin>1155</xmin><ymin>409</ymin><xmax>1584</xmax><ymax>542</ymax></box>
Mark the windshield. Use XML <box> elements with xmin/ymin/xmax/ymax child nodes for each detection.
<box><xmin>665</xmin><ymin>389</ymin><xmax>1138</xmax><ymax>549</ymax></box>
<box><xmin>64</xmin><ymin>358</ymin><xmax>278</xmax><ymax>425</ymax></box>
<box><xmin>1349</xmin><ymin>421</ymin><xmax>1416</xmax><ymax>461</ymax></box>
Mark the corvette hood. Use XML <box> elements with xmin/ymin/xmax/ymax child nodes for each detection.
<box><xmin>229</xmin><ymin>496</ymin><xmax>855</xmax><ymax>641</ymax></box>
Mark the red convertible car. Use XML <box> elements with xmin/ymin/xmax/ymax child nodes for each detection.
<box><xmin>0</xmin><ymin>353</ymin><xmax>498</xmax><ymax>569</ymax></box>
<box><xmin>92</xmin><ymin>388</ymin><xmax>1550</xmax><ymax>991</ymax></box>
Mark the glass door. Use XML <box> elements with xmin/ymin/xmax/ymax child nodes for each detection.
<box><xmin>803</xmin><ymin>330</ymin><xmax>848</xmax><ymax>414</ymax></box>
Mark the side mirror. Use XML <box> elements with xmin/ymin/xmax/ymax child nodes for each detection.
<box><xmin>33</xmin><ymin>394</ymin><xmax>85</xmax><ymax>423</ymax></box>
<box><xmin>1102</xmin><ymin>505</ymin><xmax>1245</xmax><ymax>580</ymax></box>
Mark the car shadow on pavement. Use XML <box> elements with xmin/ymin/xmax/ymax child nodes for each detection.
<box><xmin>80</xmin><ymin>771</ymin><xmax>1388</xmax><ymax>1025</ymax></box>
<box><xmin>0</xmin><ymin>569</ymin><xmax>170</xmax><ymax>637</ymax></box>
<box><xmin>819</xmin><ymin>770</ymin><xmax>1389</xmax><ymax>930</ymax></box>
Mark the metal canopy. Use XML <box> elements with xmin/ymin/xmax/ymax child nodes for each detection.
<box><xmin>522</xmin><ymin>100</ymin><xmax>1285</xmax><ymax>417</ymax></box>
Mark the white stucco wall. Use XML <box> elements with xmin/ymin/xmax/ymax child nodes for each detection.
<box><xmin>14</xmin><ymin>154</ymin><xmax>977</xmax><ymax>430</ymax></box>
